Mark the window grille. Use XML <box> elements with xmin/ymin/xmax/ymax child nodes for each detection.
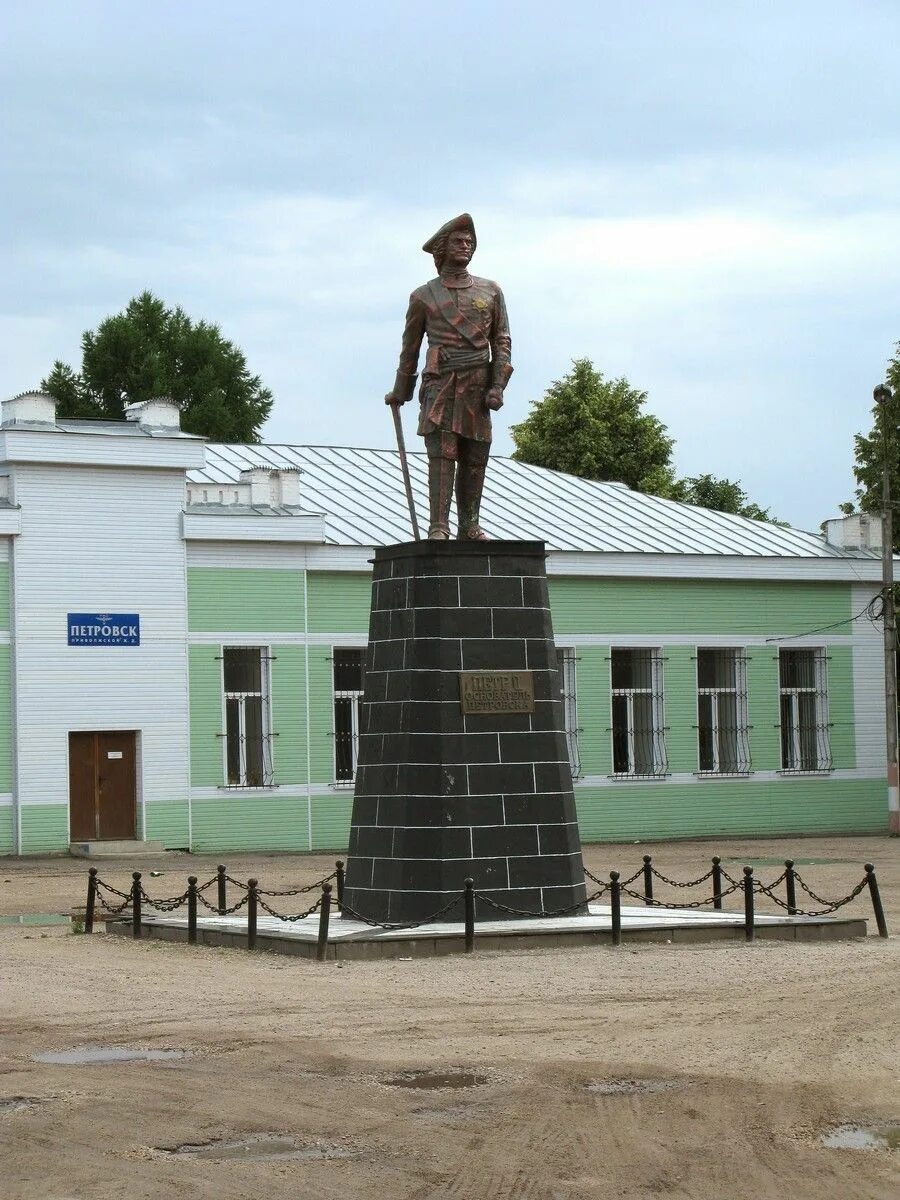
<box><xmin>223</xmin><ymin>647</ymin><xmax>274</xmax><ymax>787</ymax></box>
<box><xmin>333</xmin><ymin>648</ymin><xmax>365</xmax><ymax>786</ymax></box>
<box><xmin>610</xmin><ymin>648</ymin><xmax>668</xmax><ymax>778</ymax></box>
<box><xmin>556</xmin><ymin>647</ymin><xmax>581</xmax><ymax>779</ymax></box>
<box><xmin>696</xmin><ymin>648</ymin><xmax>752</xmax><ymax>775</ymax></box>
<box><xmin>779</xmin><ymin>647</ymin><xmax>832</xmax><ymax>772</ymax></box>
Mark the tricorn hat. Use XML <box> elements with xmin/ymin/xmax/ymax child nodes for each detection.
<box><xmin>422</xmin><ymin>212</ymin><xmax>476</xmax><ymax>254</ymax></box>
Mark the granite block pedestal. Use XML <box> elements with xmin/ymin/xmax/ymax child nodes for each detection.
<box><xmin>343</xmin><ymin>541</ymin><xmax>588</xmax><ymax>923</ymax></box>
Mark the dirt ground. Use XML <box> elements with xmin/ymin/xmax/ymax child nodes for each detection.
<box><xmin>1</xmin><ymin>835</ymin><xmax>898</xmax><ymax>1200</ymax></box>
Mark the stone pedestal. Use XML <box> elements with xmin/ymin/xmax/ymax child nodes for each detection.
<box><xmin>343</xmin><ymin>541</ymin><xmax>587</xmax><ymax>923</ymax></box>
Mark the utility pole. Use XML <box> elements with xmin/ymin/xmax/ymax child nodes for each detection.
<box><xmin>875</xmin><ymin>383</ymin><xmax>899</xmax><ymax>834</ymax></box>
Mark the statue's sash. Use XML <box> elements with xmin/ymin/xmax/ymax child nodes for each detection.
<box><xmin>426</xmin><ymin>280</ymin><xmax>489</xmax><ymax>350</ymax></box>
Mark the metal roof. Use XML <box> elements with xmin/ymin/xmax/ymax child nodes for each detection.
<box><xmin>190</xmin><ymin>443</ymin><xmax>875</xmax><ymax>559</ymax></box>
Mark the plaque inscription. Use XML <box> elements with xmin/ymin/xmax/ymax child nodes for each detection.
<box><xmin>459</xmin><ymin>670</ymin><xmax>535</xmax><ymax>715</ymax></box>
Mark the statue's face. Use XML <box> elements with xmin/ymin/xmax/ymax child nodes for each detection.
<box><xmin>446</xmin><ymin>229</ymin><xmax>474</xmax><ymax>268</ymax></box>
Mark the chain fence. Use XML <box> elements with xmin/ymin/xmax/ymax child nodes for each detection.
<box><xmin>81</xmin><ymin>852</ymin><xmax>889</xmax><ymax>955</ymax></box>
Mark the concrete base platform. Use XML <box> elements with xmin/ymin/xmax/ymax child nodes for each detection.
<box><xmin>71</xmin><ymin>839</ymin><xmax>165</xmax><ymax>859</ymax></box>
<box><xmin>105</xmin><ymin>902</ymin><xmax>868</xmax><ymax>960</ymax></box>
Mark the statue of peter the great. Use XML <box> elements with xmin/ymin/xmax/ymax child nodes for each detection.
<box><xmin>385</xmin><ymin>213</ymin><xmax>513</xmax><ymax>540</ymax></box>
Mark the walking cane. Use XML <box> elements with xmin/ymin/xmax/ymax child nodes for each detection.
<box><xmin>387</xmin><ymin>398</ymin><xmax>421</xmax><ymax>541</ymax></box>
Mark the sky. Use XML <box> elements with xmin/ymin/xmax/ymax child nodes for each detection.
<box><xmin>3</xmin><ymin>0</ymin><xmax>900</xmax><ymax>532</ymax></box>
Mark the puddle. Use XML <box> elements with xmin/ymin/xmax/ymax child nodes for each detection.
<box><xmin>33</xmin><ymin>1047</ymin><xmax>190</xmax><ymax>1065</ymax></box>
<box><xmin>821</xmin><ymin>1123</ymin><xmax>900</xmax><ymax>1151</ymax></box>
<box><xmin>382</xmin><ymin>1069</ymin><xmax>488</xmax><ymax>1090</ymax></box>
<box><xmin>0</xmin><ymin>914</ymin><xmax>72</xmax><ymax>927</ymax></box>
<box><xmin>585</xmin><ymin>1078</ymin><xmax>684</xmax><ymax>1095</ymax></box>
<box><xmin>160</xmin><ymin>1135</ymin><xmax>353</xmax><ymax>1161</ymax></box>
<box><xmin>0</xmin><ymin>1096</ymin><xmax>49</xmax><ymax>1114</ymax></box>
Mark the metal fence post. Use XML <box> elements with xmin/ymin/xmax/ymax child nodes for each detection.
<box><xmin>317</xmin><ymin>883</ymin><xmax>332</xmax><ymax>962</ymax></box>
<box><xmin>131</xmin><ymin>871</ymin><xmax>142</xmax><ymax>940</ymax></box>
<box><xmin>187</xmin><ymin>876</ymin><xmax>198</xmax><ymax>945</ymax></box>
<box><xmin>247</xmin><ymin>878</ymin><xmax>258</xmax><ymax>951</ymax></box>
<box><xmin>610</xmin><ymin>871</ymin><xmax>621</xmax><ymax>946</ymax></box>
<box><xmin>464</xmin><ymin>878</ymin><xmax>475</xmax><ymax>953</ymax></box>
<box><xmin>85</xmin><ymin>868</ymin><xmax>97</xmax><ymax>935</ymax></box>
<box><xmin>217</xmin><ymin>864</ymin><xmax>227</xmax><ymax>915</ymax></box>
<box><xmin>642</xmin><ymin>855</ymin><xmax>653</xmax><ymax>905</ymax></box>
<box><xmin>865</xmin><ymin>864</ymin><xmax>889</xmax><ymax>938</ymax></box>
<box><xmin>784</xmin><ymin>859</ymin><xmax>797</xmax><ymax>916</ymax></box>
<box><xmin>712</xmin><ymin>856</ymin><xmax>723</xmax><ymax>910</ymax></box>
<box><xmin>743</xmin><ymin>866</ymin><xmax>755</xmax><ymax>942</ymax></box>
<box><xmin>335</xmin><ymin>860</ymin><xmax>345</xmax><ymax>910</ymax></box>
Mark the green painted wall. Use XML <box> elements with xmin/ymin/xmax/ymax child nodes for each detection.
<box><xmin>189</xmin><ymin>645</ymin><xmax>223</xmax><ymax>787</ymax></box>
<box><xmin>0</xmin><ymin>646</ymin><xmax>13</xmax><ymax>792</ymax></box>
<box><xmin>191</xmin><ymin>795</ymin><xmax>310</xmax><ymax>852</ymax></box>
<box><xmin>574</xmin><ymin>648</ymin><xmax>611</xmax><ymax>777</ymax></box>
<box><xmin>20</xmin><ymin>806</ymin><xmax>69</xmax><ymax>854</ymax></box>
<box><xmin>0</xmin><ymin>562</ymin><xmax>10</xmax><ymax>629</ymax></box>
<box><xmin>144</xmin><ymin>802</ymin><xmax>191</xmax><ymax>848</ymax></box>
<box><xmin>311</xmin><ymin>792</ymin><xmax>353</xmax><ymax>851</ymax></box>
<box><xmin>272</xmin><ymin>646</ymin><xmax>308</xmax><ymax>784</ymax></box>
<box><xmin>574</xmin><ymin>777</ymin><xmax>884</xmax><ymax>841</ymax></box>
<box><xmin>188</xmin><ymin>568</ymin><xmax>306</xmax><ymax>632</ymax></box>
<box><xmin>0</xmin><ymin>807</ymin><xmax>13</xmax><ymax>854</ymax></box>
<box><xmin>308</xmin><ymin>646</ymin><xmax>337</xmax><ymax>785</ymax></box>
<box><xmin>307</xmin><ymin>572</ymin><xmax>372</xmax><ymax>633</ymax></box>
<box><xmin>549</xmin><ymin>578</ymin><xmax>850</xmax><ymax>636</ymax></box>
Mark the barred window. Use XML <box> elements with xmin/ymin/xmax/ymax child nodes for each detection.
<box><xmin>223</xmin><ymin>647</ymin><xmax>273</xmax><ymax>787</ymax></box>
<box><xmin>696</xmin><ymin>648</ymin><xmax>751</xmax><ymax>775</ymax></box>
<box><xmin>610</xmin><ymin>648</ymin><xmax>668</xmax><ymax>778</ymax></box>
<box><xmin>779</xmin><ymin>648</ymin><xmax>831</xmax><ymax>772</ymax></box>
<box><xmin>333</xmin><ymin>648</ymin><xmax>365</xmax><ymax>785</ymax></box>
<box><xmin>556</xmin><ymin>647</ymin><xmax>581</xmax><ymax>779</ymax></box>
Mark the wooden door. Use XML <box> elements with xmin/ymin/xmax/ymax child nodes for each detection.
<box><xmin>68</xmin><ymin>732</ymin><xmax>136</xmax><ymax>841</ymax></box>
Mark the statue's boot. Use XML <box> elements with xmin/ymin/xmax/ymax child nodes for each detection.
<box><xmin>456</xmin><ymin>439</ymin><xmax>490</xmax><ymax>540</ymax></box>
<box><xmin>427</xmin><ymin>455</ymin><xmax>455</xmax><ymax>540</ymax></box>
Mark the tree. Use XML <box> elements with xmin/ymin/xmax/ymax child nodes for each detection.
<box><xmin>675</xmin><ymin>473</ymin><xmax>774</xmax><ymax>521</ymax></box>
<box><xmin>511</xmin><ymin>358</ymin><xmax>775</xmax><ymax>519</ymax></box>
<box><xmin>842</xmin><ymin>344</ymin><xmax>900</xmax><ymax>549</ymax></box>
<box><xmin>41</xmin><ymin>291</ymin><xmax>273</xmax><ymax>442</ymax></box>
<box><xmin>510</xmin><ymin>358</ymin><xmax>679</xmax><ymax>496</ymax></box>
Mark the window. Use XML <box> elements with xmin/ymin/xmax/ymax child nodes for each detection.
<box><xmin>556</xmin><ymin>647</ymin><xmax>581</xmax><ymax>778</ymax></box>
<box><xmin>223</xmin><ymin>647</ymin><xmax>273</xmax><ymax>787</ymax></box>
<box><xmin>779</xmin><ymin>648</ymin><xmax>831</xmax><ymax>772</ymax></box>
<box><xmin>696</xmin><ymin>648</ymin><xmax>751</xmax><ymax>775</ymax></box>
<box><xmin>610</xmin><ymin>648</ymin><xmax>667</xmax><ymax>778</ymax></box>
<box><xmin>333</xmin><ymin>648</ymin><xmax>365</xmax><ymax>785</ymax></box>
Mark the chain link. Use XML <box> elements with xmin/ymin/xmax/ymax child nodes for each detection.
<box><xmin>474</xmin><ymin>885</ymin><xmax>606</xmax><ymax>920</ymax></box>
<box><xmin>255</xmin><ymin>895</ymin><xmax>323</xmax><ymax>922</ymax></box>
<box><xmin>620</xmin><ymin>880</ymin><xmax>743</xmax><ymax>910</ymax></box>
<box><xmin>196</xmin><ymin>890</ymin><xmax>250</xmax><ymax>916</ymax></box>
<box><xmin>754</xmin><ymin>875</ymin><xmax>868</xmax><ymax>918</ymax></box>
<box><xmin>650</xmin><ymin>866</ymin><xmax>715</xmax><ymax>889</ymax></box>
<box><xmin>94</xmin><ymin>889</ymin><xmax>132</xmax><ymax>915</ymax></box>
<box><xmin>792</xmin><ymin>871</ymin><xmax>862</xmax><ymax>909</ymax></box>
<box><xmin>339</xmin><ymin>894</ymin><xmax>464</xmax><ymax>931</ymax></box>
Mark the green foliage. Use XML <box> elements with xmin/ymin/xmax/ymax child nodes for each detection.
<box><xmin>510</xmin><ymin>358</ymin><xmax>679</xmax><ymax>495</ymax></box>
<box><xmin>41</xmin><ymin>291</ymin><xmax>273</xmax><ymax>442</ymax></box>
<box><xmin>511</xmin><ymin>358</ymin><xmax>774</xmax><ymax>519</ymax></box>
<box><xmin>844</xmin><ymin>344</ymin><xmax>900</xmax><ymax>548</ymax></box>
<box><xmin>674</xmin><ymin>473</ymin><xmax>774</xmax><ymax>520</ymax></box>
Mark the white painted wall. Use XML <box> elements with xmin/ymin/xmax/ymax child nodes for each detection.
<box><xmin>851</xmin><ymin>583</ymin><xmax>888</xmax><ymax>772</ymax></box>
<box><xmin>9</xmin><ymin>463</ymin><xmax>190</xmax><ymax>838</ymax></box>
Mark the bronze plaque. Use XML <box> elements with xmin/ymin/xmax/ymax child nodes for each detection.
<box><xmin>459</xmin><ymin>670</ymin><xmax>535</xmax><ymax>715</ymax></box>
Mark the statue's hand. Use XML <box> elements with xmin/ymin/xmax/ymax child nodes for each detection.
<box><xmin>385</xmin><ymin>393</ymin><xmax>405</xmax><ymax>406</ymax></box>
<box><xmin>486</xmin><ymin>388</ymin><xmax>504</xmax><ymax>411</ymax></box>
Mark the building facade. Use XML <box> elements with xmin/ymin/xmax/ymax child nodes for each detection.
<box><xmin>0</xmin><ymin>393</ymin><xmax>888</xmax><ymax>855</ymax></box>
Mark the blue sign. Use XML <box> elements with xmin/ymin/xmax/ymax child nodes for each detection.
<box><xmin>68</xmin><ymin>613</ymin><xmax>140</xmax><ymax>647</ymax></box>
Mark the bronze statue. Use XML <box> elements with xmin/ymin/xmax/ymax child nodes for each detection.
<box><xmin>385</xmin><ymin>213</ymin><xmax>513</xmax><ymax>540</ymax></box>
